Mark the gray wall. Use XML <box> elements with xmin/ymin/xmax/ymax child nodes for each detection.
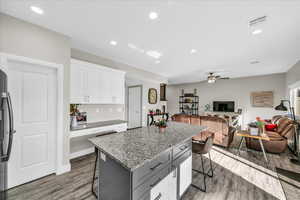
<box><xmin>286</xmin><ymin>60</ymin><xmax>300</xmax><ymax>88</ymax></box>
<box><xmin>125</xmin><ymin>78</ymin><xmax>167</xmax><ymax>127</ymax></box>
<box><xmin>0</xmin><ymin>13</ymin><xmax>71</xmax><ymax>166</ymax></box>
<box><xmin>167</xmin><ymin>73</ymin><xmax>286</xmax><ymax>128</ymax></box>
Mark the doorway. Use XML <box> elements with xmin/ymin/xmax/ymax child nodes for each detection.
<box><xmin>127</xmin><ymin>85</ymin><xmax>142</xmax><ymax>129</ymax></box>
<box><xmin>7</xmin><ymin>60</ymin><xmax>57</xmax><ymax>188</ymax></box>
<box><xmin>0</xmin><ymin>53</ymin><xmax>65</xmax><ymax>189</ymax></box>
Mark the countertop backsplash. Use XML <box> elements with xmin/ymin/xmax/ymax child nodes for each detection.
<box><xmin>77</xmin><ymin>104</ymin><xmax>125</xmax><ymax>123</ymax></box>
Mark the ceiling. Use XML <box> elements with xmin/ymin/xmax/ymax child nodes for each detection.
<box><xmin>1</xmin><ymin>0</ymin><xmax>300</xmax><ymax>84</ymax></box>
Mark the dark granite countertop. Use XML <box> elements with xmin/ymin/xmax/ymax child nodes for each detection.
<box><xmin>70</xmin><ymin>120</ymin><xmax>127</xmax><ymax>131</ymax></box>
<box><xmin>89</xmin><ymin>121</ymin><xmax>206</xmax><ymax>171</ymax></box>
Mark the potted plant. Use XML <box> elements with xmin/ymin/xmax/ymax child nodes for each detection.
<box><xmin>156</xmin><ymin>118</ymin><xmax>167</xmax><ymax>133</ymax></box>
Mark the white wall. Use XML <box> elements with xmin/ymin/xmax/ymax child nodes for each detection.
<box><xmin>126</xmin><ymin>77</ymin><xmax>167</xmax><ymax>127</ymax></box>
<box><xmin>167</xmin><ymin>73</ymin><xmax>286</xmax><ymax>128</ymax></box>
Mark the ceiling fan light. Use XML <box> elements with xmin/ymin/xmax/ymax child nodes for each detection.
<box><xmin>208</xmin><ymin>77</ymin><xmax>216</xmax><ymax>83</ymax></box>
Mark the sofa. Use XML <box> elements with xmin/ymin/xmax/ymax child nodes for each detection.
<box><xmin>172</xmin><ymin>114</ymin><xmax>236</xmax><ymax>147</ymax></box>
<box><xmin>245</xmin><ymin>117</ymin><xmax>295</xmax><ymax>153</ymax></box>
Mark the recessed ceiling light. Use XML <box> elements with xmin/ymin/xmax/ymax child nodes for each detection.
<box><xmin>30</xmin><ymin>6</ymin><xmax>44</xmax><ymax>15</ymax></box>
<box><xmin>149</xmin><ymin>12</ymin><xmax>158</xmax><ymax>20</ymax></box>
<box><xmin>252</xmin><ymin>29</ymin><xmax>262</xmax><ymax>35</ymax></box>
<box><xmin>155</xmin><ymin>60</ymin><xmax>161</xmax><ymax>64</ymax></box>
<box><xmin>110</xmin><ymin>40</ymin><xmax>117</xmax><ymax>46</ymax></box>
<box><xmin>190</xmin><ymin>49</ymin><xmax>197</xmax><ymax>54</ymax></box>
<box><xmin>146</xmin><ymin>50</ymin><xmax>161</xmax><ymax>59</ymax></box>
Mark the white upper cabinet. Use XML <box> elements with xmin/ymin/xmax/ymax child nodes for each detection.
<box><xmin>70</xmin><ymin>63</ymin><xmax>87</xmax><ymax>103</ymax></box>
<box><xmin>70</xmin><ymin>59</ymin><xmax>125</xmax><ymax>104</ymax></box>
<box><xmin>110</xmin><ymin>71</ymin><xmax>125</xmax><ymax>104</ymax></box>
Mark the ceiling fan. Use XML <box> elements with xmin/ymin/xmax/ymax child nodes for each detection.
<box><xmin>207</xmin><ymin>72</ymin><xmax>230</xmax><ymax>83</ymax></box>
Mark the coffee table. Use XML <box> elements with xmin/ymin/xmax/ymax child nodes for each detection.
<box><xmin>236</xmin><ymin>130</ymin><xmax>270</xmax><ymax>163</ymax></box>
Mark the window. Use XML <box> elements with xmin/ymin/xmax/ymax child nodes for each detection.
<box><xmin>290</xmin><ymin>88</ymin><xmax>300</xmax><ymax>116</ymax></box>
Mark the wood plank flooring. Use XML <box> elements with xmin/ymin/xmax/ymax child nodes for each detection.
<box><xmin>7</xmin><ymin>134</ymin><xmax>300</xmax><ymax>200</ymax></box>
<box><xmin>7</xmin><ymin>150</ymin><xmax>292</xmax><ymax>200</ymax></box>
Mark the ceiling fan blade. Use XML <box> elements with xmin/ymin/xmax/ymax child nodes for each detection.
<box><xmin>215</xmin><ymin>75</ymin><xmax>221</xmax><ymax>79</ymax></box>
<box><xmin>220</xmin><ymin>77</ymin><xmax>230</xmax><ymax>79</ymax></box>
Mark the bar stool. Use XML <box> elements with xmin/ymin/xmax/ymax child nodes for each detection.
<box><xmin>91</xmin><ymin>131</ymin><xmax>117</xmax><ymax>198</ymax></box>
<box><xmin>192</xmin><ymin>133</ymin><xmax>214</xmax><ymax>192</ymax></box>
<box><xmin>91</xmin><ymin>147</ymin><xmax>98</xmax><ymax>198</ymax></box>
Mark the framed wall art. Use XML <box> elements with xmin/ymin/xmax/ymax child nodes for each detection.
<box><xmin>148</xmin><ymin>88</ymin><xmax>157</xmax><ymax>104</ymax></box>
<box><xmin>251</xmin><ymin>91</ymin><xmax>274</xmax><ymax>107</ymax></box>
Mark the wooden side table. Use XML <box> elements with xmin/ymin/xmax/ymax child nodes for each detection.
<box><xmin>236</xmin><ymin>130</ymin><xmax>270</xmax><ymax>163</ymax></box>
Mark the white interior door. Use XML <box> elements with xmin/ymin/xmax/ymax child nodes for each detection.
<box><xmin>7</xmin><ymin>60</ymin><xmax>57</xmax><ymax>188</ymax></box>
<box><xmin>128</xmin><ymin>86</ymin><xmax>142</xmax><ymax>129</ymax></box>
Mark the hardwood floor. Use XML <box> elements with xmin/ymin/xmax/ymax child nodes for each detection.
<box><xmin>7</xmin><ymin>155</ymin><xmax>96</xmax><ymax>200</ymax></box>
<box><xmin>182</xmin><ymin>156</ymin><xmax>278</xmax><ymax>200</ymax></box>
<box><xmin>8</xmin><ymin>147</ymin><xmax>297</xmax><ymax>200</ymax></box>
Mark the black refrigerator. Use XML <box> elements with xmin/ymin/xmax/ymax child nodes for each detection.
<box><xmin>0</xmin><ymin>69</ymin><xmax>15</xmax><ymax>200</ymax></box>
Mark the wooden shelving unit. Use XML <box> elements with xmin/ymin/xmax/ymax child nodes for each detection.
<box><xmin>179</xmin><ymin>95</ymin><xmax>199</xmax><ymax>115</ymax></box>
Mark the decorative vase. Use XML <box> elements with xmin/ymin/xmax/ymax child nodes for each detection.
<box><xmin>71</xmin><ymin>115</ymin><xmax>78</xmax><ymax>128</ymax></box>
<box><xmin>250</xmin><ymin>127</ymin><xmax>259</xmax><ymax>136</ymax></box>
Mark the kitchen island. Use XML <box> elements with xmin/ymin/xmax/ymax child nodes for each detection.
<box><xmin>89</xmin><ymin>121</ymin><xmax>206</xmax><ymax>200</ymax></box>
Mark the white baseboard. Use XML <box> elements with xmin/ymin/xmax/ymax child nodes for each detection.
<box><xmin>56</xmin><ymin>163</ymin><xmax>71</xmax><ymax>175</ymax></box>
<box><xmin>69</xmin><ymin>147</ymin><xmax>95</xmax><ymax>160</ymax></box>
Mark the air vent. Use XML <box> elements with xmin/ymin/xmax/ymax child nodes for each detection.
<box><xmin>249</xmin><ymin>16</ymin><xmax>267</xmax><ymax>26</ymax></box>
<box><xmin>250</xmin><ymin>61</ymin><xmax>260</xmax><ymax>64</ymax></box>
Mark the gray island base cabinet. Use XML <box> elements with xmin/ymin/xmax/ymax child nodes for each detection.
<box><xmin>89</xmin><ymin>122</ymin><xmax>206</xmax><ymax>200</ymax></box>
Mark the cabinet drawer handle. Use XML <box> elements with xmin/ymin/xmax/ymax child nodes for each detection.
<box><xmin>150</xmin><ymin>178</ymin><xmax>161</xmax><ymax>188</ymax></box>
<box><xmin>154</xmin><ymin>193</ymin><xmax>162</xmax><ymax>200</ymax></box>
<box><xmin>150</xmin><ymin>162</ymin><xmax>162</xmax><ymax>170</ymax></box>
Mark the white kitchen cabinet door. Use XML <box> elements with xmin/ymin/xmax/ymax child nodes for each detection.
<box><xmin>70</xmin><ymin>59</ymin><xmax>125</xmax><ymax>104</ymax></box>
<box><xmin>179</xmin><ymin>155</ymin><xmax>192</xmax><ymax>196</ymax></box>
<box><xmin>150</xmin><ymin>170</ymin><xmax>177</xmax><ymax>200</ymax></box>
<box><xmin>86</xmin><ymin>66</ymin><xmax>102</xmax><ymax>103</ymax></box>
<box><xmin>70</xmin><ymin>63</ymin><xmax>87</xmax><ymax>103</ymax></box>
<box><xmin>150</xmin><ymin>179</ymin><xmax>164</xmax><ymax>200</ymax></box>
<box><xmin>110</xmin><ymin>71</ymin><xmax>125</xmax><ymax>104</ymax></box>
<box><xmin>98</xmin><ymin>69</ymin><xmax>111</xmax><ymax>103</ymax></box>
<box><xmin>165</xmin><ymin>170</ymin><xmax>177</xmax><ymax>200</ymax></box>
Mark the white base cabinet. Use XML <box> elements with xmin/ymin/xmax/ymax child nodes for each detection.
<box><xmin>150</xmin><ymin>169</ymin><xmax>177</xmax><ymax>200</ymax></box>
<box><xmin>179</xmin><ymin>155</ymin><xmax>192</xmax><ymax>197</ymax></box>
<box><xmin>149</xmin><ymin>155</ymin><xmax>192</xmax><ymax>200</ymax></box>
<box><xmin>70</xmin><ymin>59</ymin><xmax>125</xmax><ymax>104</ymax></box>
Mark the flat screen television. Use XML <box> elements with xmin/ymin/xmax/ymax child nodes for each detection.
<box><xmin>213</xmin><ymin>101</ymin><xmax>235</xmax><ymax>112</ymax></box>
